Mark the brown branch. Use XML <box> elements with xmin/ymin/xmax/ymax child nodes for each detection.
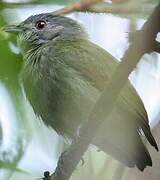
<box><xmin>52</xmin><ymin>1</ymin><xmax>155</xmax><ymax>17</ymax></box>
<box><xmin>0</xmin><ymin>0</ymin><xmax>101</xmax><ymax>10</ymax></box>
<box><xmin>53</xmin><ymin>0</ymin><xmax>103</xmax><ymax>15</ymax></box>
<box><xmin>52</xmin><ymin>2</ymin><xmax>160</xmax><ymax>180</ymax></box>
<box><xmin>0</xmin><ymin>1</ymin><xmax>154</xmax><ymax>17</ymax></box>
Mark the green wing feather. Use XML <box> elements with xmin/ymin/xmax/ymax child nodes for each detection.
<box><xmin>61</xmin><ymin>39</ymin><xmax>158</xmax><ymax>150</ymax></box>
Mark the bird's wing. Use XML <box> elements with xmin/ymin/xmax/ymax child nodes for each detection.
<box><xmin>62</xmin><ymin>39</ymin><xmax>158</xmax><ymax>150</ymax></box>
<box><xmin>120</xmin><ymin>84</ymin><xmax>158</xmax><ymax>150</ymax></box>
<box><xmin>64</xmin><ymin>40</ymin><xmax>147</xmax><ymax>118</ymax></box>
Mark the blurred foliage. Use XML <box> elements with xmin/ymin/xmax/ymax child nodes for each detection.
<box><xmin>0</xmin><ymin>161</ymin><xmax>28</xmax><ymax>174</ymax></box>
<box><xmin>0</xmin><ymin>3</ymin><xmax>32</xmax><ymax>178</ymax></box>
<box><xmin>0</xmin><ymin>15</ymin><xmax>22</xmax><ymax>80</ymax></box>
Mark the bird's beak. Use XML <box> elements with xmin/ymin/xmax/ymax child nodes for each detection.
<box><xmin>3</xmin><ymin>24</ymin><xmax>22</xmax><ymax>34</ymax></box>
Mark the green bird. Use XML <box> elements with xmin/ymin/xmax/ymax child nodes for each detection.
<box><xmin>5</xmin><ymin>13</ymin><xmax>158</xmax><ymax>171</ymax></box>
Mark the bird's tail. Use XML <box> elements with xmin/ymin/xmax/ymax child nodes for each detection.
<box><xmin>134</xmin><ymin>135</ymin><xmax>152</xmax><ymax>171</ymax></box>
<box><xmin>141</xmin><ymin>123</ymin><xmax>158</xmax><ymax>151</ymax></box>
<box><xmin>93</xmin><ymin>129</ymin><xmax>154</xmax><ymax>171</ymax></box>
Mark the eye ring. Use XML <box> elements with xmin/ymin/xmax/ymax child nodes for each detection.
<box><xmin>36</xmin><ymin>20</ymin><xmax>47</xmax><ymax>30</ymax></box>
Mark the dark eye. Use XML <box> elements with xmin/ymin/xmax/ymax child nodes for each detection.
<box><xmin>36</xmin><ymin>20</ymin><xmax>46</xmax><ymax>30</ymax></box>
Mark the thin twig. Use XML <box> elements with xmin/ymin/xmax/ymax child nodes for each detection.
<box><xmin>53</xmin><ymin>2</ymin><xmax>154</xmax><ymax>16</ymax></box>
<box><xmin>0</xmin><ymin>1</ymin><xmax>154</xmax><ymax>17</ymax></box>
<box><xmin>53</xmin><ymin>0</ymin><xmax>103</xmax><ymax>15</ymax></box>
<box><xmin>52</xmin><ymin>1</ymin><xmax>155</xmax><ymax>16</ymax></box>
<box><xmin>52</xmin><ymin>2</ymin><xmax>160</xmax><ymax>180</ymax></box>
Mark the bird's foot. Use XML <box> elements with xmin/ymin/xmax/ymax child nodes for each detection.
<box><xmin>41</xmin><ymin>171</ymin><xmax>51</xmax><ymax>180</ymax></box>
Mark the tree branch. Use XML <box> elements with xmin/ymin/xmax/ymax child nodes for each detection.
<box><xmin>53</xmin><ymin>1</ymin><xmax>154</xmax><ymax>16</ymax></box>
<box><xmin>0</xmin><ymin>1</ymin><xmax>154</xmax><ymax>17</ymax></box>
<box><xmin>52</xmin><ymin>2</ymin><xmax>160</xmax><ymax>180</ymax></box>
<box><xmin>53</xmin><ymin>0</ymin><xmax>103</xmax><ymax>15</ymax></box>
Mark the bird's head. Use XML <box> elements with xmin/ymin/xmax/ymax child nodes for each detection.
<box><xmin>5</xmin><ymin>13</ymin><xmax>87</xmax><ymax>53</ymax></box>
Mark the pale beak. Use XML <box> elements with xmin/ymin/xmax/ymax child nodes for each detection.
<box><xmin>3</xmin><ymin>25</ymin><xmax>22</xmax><ymax>34</ymax></box>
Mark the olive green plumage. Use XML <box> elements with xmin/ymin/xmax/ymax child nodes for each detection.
<box><xmin>6</xmin><ymin>13</ymin><xmax>158</xmax><ymax>171</ymax></box>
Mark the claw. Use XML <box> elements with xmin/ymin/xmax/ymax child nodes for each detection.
<box><xmin>43</xmin><ymin>171</ymin><xmax>51</xmax><ymax>180</ymax></box>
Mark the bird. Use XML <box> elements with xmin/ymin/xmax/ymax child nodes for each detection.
<box><xmin>5</xmin><ymin>13</ymin><xmax>158</xmax><ymax>171</ymax></box>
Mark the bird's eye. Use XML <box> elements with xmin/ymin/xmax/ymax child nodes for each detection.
<box><xmin>36</xmin><ymin>20</ymin><xmax>47</xmax><ymax>30</ymax></box>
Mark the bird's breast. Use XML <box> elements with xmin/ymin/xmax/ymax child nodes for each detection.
<box><xmin>21</xmin><ymin>57</ymin><xmax>99</xmax><ymax>137</ymax></box>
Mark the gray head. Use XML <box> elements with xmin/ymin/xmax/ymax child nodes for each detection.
<box><xmin>5</xmin><ymin>13</ymin><xmax>87</xmax><ymax>52</ymax></box>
